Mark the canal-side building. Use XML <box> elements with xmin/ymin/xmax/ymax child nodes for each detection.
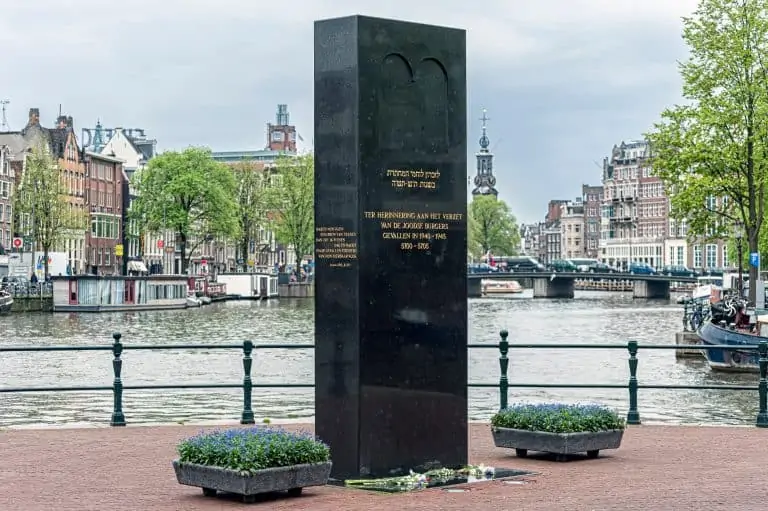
<box><xmin>84</xmin><ymin>152</ymin><xmax>125</xmax><ymax>275</ymax></box>
<box><xmin>5</xmin><ymin>109</ymin><xmax>89</xmax><ymax>273</ymax></box>
<box><xmin>582</xmin><ymin>184</ymin><xmax>603</xmax><ymax>259</ymax></box>
<box><xmin>599</xmin><ymin>140</ymin><xmax>668</xmax><ymax>270</ymax></box>
<box><xmin>540</xmin><ymin>222</ymin><xmax>562</xmax><ymax>264</ymax></box>
<box><xmin>51</xmin><ymin>114</ymin><xmax>88</xmax><ymax>274</ymax></box>
<box><xmin>560</xmin><ymin>198</ymin><xmax>585</xmax><ymax>259</ymax></box>
<box><xmin>664</xmin><ymin>197</ymin><xmax>730</xmax><ymax>271</ymax></box>
<box><xmin>0</xmin><ymin>143</ymin><xmax>15</xmax><ymax>252</ymax></box>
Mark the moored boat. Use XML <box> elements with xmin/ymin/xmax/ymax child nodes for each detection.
<box><xmin>0</xmin><ymin>289</ymin><xmax>12</xmax><ymax>314</ymax></box>
<box><xmin>698</xmin><ymin>321</ymin><xmax>762</xmax><ymax>372</ymax></box>
<box><xmin>482</xmin><ymin>280</ymin><xmax>523</xmax><ymax>295</ymax></box>
<box><xmin>51</xmin><ymin>275</ymin><xmax>190</xmax><ymax>313</ymax></box>
<box><xmin>698</xmin><ymin>293</ymin><xmax>764</xmax><ymax>373</ymax></box>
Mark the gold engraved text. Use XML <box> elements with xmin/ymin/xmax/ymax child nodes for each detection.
<box><xmin>363</xmin><ymin>211</ymin><xmax>463</xmax><ymax>252</ymax></box>
<box><xmin>385</xmin><ymin>168</ymin><xmax>441</xmax><ymax>190</ymax></box>
<box><xmin>315</xmin><ymin>226</ymin><xmax>357</xmax><ymax>268</ymax></box>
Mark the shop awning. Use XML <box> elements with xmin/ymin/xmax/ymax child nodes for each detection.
<box><xmin>127</xmin><ymin>261</ymin><xmax>149</xmax><ymax>273</ymax></box>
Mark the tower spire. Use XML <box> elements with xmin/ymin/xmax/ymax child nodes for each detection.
<box><xmin>471</xmin><ymin>108</ymin><xmax>498</xmax><ymax>198</ymax></box>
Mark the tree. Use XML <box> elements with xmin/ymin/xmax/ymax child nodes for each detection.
<box><xmin>647</xmin><ymin>0</ymin><xmax>768</xmax><ymax>303</ymax></box>
<box><xmin>265</xmin><ymin>154</ymin><xmax>314</xmax><ymax>268</ymax></box>
<box><xmin>13</xmin><ymin>143</ymin><xmax>86</xmax><ymax>278</ymax></box>
<box><xmin>232</xmin><ymin>159</ymin><xmax>269</xmax><ymax>270</ymax></box>
<box><xmin>131</xmin><ymin>147</ymin><xmax>240</xmax><ymax>274</ymax></box>
<box><xmin>468</xmin><ymin>195</ymin><xmax>520</xmax><ymax>259</ymax></box>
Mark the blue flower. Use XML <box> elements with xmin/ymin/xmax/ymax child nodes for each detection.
<box><xmin>176</xmin><ymin>426</ymin><xmax>330</xmax><ymax>473</ymax></box>
<box><xmin>491</xmin><ymin>401</ymin><xmax>625</xmax><ymax>433</ymax></box>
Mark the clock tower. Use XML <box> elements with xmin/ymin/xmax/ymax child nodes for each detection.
<box><xmin>471</xmin><ymin>109</ymin><xmax>498</xmax><ymax>198</ymax></box>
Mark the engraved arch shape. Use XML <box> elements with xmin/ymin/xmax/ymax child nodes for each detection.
<box><xmin>382</xmin><ymin>52</ymin><xmax>414</xmax><ymax>81</ymax></box>
<box><xmin>419</xmin><ymin>57</ymin><xmax>448</xmax><ymax>82</ymax></box>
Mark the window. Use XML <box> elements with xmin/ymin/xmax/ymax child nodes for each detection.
<box><xmin>705</xmin><ymin>244</ymin><xmax>717</xmax><ymax>268</ymax></box>
<box><xmin>0</xmin><ymin>181</ymin><xmax>9</xmax><ymax>199</ymax></box>
<box><xmin>694</xmin><ymin>245</ymin><xmax>702</xmax><ymax>268</ymax></box>
<box><xmin>677</xmin><ymin>246</ymin><xmax>684</xmax><ymax>266</ymax></box>
<box><xmin>105</xmin><ymin>249</ymin><xmax>111</xmax><ymax>266</ymax></box>
<box><xmin>723</xmin><ymin>245</ymin><xmax>730</xmax><ymax>268</ymax></box>
<box><xmin>270</xmin><ymin>131</ymin><xmax>284</xmax><ymax>142</ymax></box>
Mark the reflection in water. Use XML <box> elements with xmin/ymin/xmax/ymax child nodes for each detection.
<box><xmin>0</xmin><ymin>292</ymin><xmax>761</xmax><ymax>427</ymax></box>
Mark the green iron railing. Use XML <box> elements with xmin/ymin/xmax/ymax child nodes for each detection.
<box><xmin>1</xmin><ymin>330</ymin><xmax>767</xmax><ymax>427</ymax></box>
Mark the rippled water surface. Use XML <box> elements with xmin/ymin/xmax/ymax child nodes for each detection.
<box><xmin>0</xmin><ymin>291</ymin><xmax>760</xmax><ymax>427</ymax></box>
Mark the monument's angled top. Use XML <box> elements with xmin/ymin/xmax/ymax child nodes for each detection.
<box><xmin>314</xmin><ymin>14</ymin><xmax>465</xmax><ymax>33</ymax></box>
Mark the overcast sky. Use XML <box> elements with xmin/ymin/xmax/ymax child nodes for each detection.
<box><xmin>0</xmin><ymin>1</ymin><xmax>698</xmax><ymax>223</ymax></box>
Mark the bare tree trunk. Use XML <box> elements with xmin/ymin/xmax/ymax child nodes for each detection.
<box><xmin>43</xmin><ymin>246</ymin><xmax>49</xmax><ymax>280</ymax></box>
<box><xmin>241</xmin><ymin>238</ymin><xmax>249</xmax><ymax>271</ymax></box>
<box><xmin>180</xmin><ymin>232</ymin><xmax>188</xmax><ymax>275</ymax></box>
<box><xmin>748</xmin><ymin>229</ymin><xmax>759</xmax><ymax>304</ymax></box>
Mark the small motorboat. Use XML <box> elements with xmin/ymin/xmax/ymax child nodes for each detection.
<box><xmin>186</xmin><ymin>295</ymin><xmax>202</xmax><ymax>308</ymax></box>
<box><xmin>482</xmin><ymin>280</ymin><xmax>524</xmax><ymax>296</ymax></box>
<box><xmin>0</xmin><ymin>288</ymin><xmax>13</xmax><ymax>314</ymax></box>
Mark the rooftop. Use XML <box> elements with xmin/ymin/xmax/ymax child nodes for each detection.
<box><xmin>211</xmin><ymin>149</ymin><xmax>297</xmax><ymax>163</ymax></box>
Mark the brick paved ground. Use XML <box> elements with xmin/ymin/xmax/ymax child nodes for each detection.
<box><xmin>1</xmin><ymin>423</ymin><xmax>767</xmax><ymax>511</ymax></box>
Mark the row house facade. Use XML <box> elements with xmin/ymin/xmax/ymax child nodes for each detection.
<box><xmin>540</xmin><ymin>223</ymin><xmax>562</xmax><ymax>264</ymax></box>
<box><xmin>582</xmin><ymin>184</ymin><xmax>603</xmax><ymax>259</ymax></box>
<box><xmin>84</xmin><ymin>151</ymin><xmax>125</xmax><ymax>275</ymax></box>
<box><xmin>0</xmin><ymin>144</ymin><xmax>14</xmax><ymax>251</ymax></box>
<box><xmin>599</xmin><ymin>140</ymin><xmax>668</xmax><ymax>270</ymax></box>
<box><xmin>560</xmin><ymin>198</ymin><xmax>585</xmax><ymax>259</ymax></box>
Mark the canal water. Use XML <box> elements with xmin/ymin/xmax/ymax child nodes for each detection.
<box><xmin>0</xmin><ymin>291</ymin><xmax>760</xmax><ymax>428</ymax></box>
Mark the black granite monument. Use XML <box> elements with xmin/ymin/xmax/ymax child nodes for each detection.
<box><xmin>314</xmin><ymin>15</ymin><xmax>467</xmax><ymax>480</ymax></box>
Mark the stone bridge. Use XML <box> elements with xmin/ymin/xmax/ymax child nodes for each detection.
<box><xmin>467</xmin><ymin>272</ymin><xmax>697</xmax><ymax>299</ymax></box>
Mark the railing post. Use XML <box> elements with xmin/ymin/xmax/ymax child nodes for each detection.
<box><xmin>756</xmin><ymin>340</ymin><xmax>768</xmax><ymax>428</ymax></box>
<box><xmin>241</xmin><ymin>340</ymin><xmax>255</xmax><ymax>425</ymax></box>
<box><xmin>498</xmin><ymin>330</ymin><xmax>509</xmax><ymax>410</ymax></box>
<box><xmin>110</xmin><ymin>332</ymin><xmax>126</xmax><ymax>427</ymax></box>
<box><xmin>626</xmin><ymin>340</ymin><xmax>640</xmax><ymax>425</ymax></box>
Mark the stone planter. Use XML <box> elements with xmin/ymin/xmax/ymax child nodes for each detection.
<box><xmin>492</xmin><ymin>427</ymin><xmax>624</xmax><ymax>459</ymax></box>
<box><xmin>172</xmin><ymin>460</ymin><xmax>332</xmax><ymax>503</ymax></box>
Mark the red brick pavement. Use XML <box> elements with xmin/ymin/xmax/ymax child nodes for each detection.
<box><xmin>1</xmin><ymin>423</ymin><xmax>767</xmax><ymax>511</ymax></box>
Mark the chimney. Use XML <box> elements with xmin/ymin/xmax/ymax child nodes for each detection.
<box><xmin>28</xmin><ymin>108</ymin><xmax>40</xmax><ymax>126</ymax></box>
<box><xmin>57</xmin><ymin>116</ymin><xmax>67</xmax><ymax>129</ymax></box>
<box><xmin>67</xmin><ymin>116</ymin><xmax>73</xmax><ymax>128</ymax></box>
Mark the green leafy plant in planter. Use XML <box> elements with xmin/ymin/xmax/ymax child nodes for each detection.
<box><xmin>491</xmin><ymin>403</ymin><xmax>625</xmax><ymax>460</ymax></box>
<box><xmin>173</xmin><ymin>427</ymin><xmax>332</xmax><ymax>502</ymax></box>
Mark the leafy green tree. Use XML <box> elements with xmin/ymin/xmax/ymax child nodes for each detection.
<box><xmin>467</xmin><ymin>205</ymin><xmax>481</xmax><ymax>260</ymax></box>
<box><xmin>265</xmin><ymin>154</ymin><xmax>313</xmax><ymax>268</ymax></box>
<box><xmin>646</xmin><ymin>0</ymin><xmax>768</xmax><ymax>302</ymax></box>
<box><xmin>131</xmin><ymin>147</ymin><xmax>240</xmax><ymax>274</ymax></box>
<box><xmin>232</xmin><ymin>159</ymin><xmax>269</xmax><ymax>270</ymax></box>
<box><xmin>13</xmin><ymin>143</ymin><xmax>87</xmax><ymax>278</ymax></box>
<box><xmin>468</xmin><ymin>195</ymin><xmax>520</xmax><ymax>259</ymax></box>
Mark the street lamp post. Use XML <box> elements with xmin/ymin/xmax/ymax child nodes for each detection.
<box><xmin>735</xmin><ymin>221</ymin><xmax>744</xmax><ymax>297</ymax></box>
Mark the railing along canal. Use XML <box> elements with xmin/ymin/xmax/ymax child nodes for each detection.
<box><xmin>1</xmin><ymin>331</ymin><xmax>767</xmax><ymax>427</ymax></box>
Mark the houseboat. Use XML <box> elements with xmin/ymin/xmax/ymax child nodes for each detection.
<box><xmin>51</xmin><ymin>275</ymin><xmax>190</xmax><ymax>312</ymax></box>
<box><xmin>215</xmin><ymin>272</ymin><xmax>279</xmax><ymax>300</ymax></box>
